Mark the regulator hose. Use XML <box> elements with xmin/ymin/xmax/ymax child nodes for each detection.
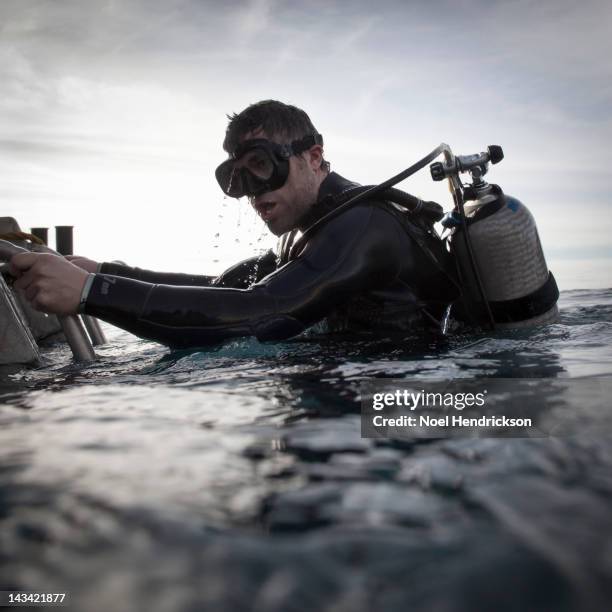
<box><xmin>289</xmin><ymin>144</ymin><xmax>450</xmax><ymax>259</ymax></box>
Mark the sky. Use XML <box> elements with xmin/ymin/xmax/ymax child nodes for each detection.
<box><xmin>1</xmin><ymin>0</ymin><xmax>611</xmax><ymax>289</ymax></box>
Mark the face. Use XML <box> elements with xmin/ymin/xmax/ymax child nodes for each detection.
<box><xmin>240</xmin><ymin>128</ymin><xmax>324</xmax><ymax>236</ymax></box>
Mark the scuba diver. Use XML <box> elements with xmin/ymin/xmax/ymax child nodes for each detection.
<box><xmin>9</xmin><ymin>100</ymin><xmax>509</xmax><ymax>348</ymax></box>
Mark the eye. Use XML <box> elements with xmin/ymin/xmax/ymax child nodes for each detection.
<box><xmin>245</xmin><ymin>152</ymin><xmax>273</xmax><ymax>178</ymax></box>
<box><xmin>252</xmin><ymin>156</ymin><xmax>267</xmax><ymax>169</ymax></box>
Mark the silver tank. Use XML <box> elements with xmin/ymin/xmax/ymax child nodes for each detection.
<box><xmin>451</xmin><ymin>191</ymin><xmax>559</xmax><ymax>329</ymax></box>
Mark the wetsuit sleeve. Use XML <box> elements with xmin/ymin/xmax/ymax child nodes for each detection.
<box><xmin>84</xmin><ymin>206</ymin><xmax>405</xmax><ymax>348</ymax></box>
<box><xmin>99</xmin><ymin>262</ymin><xmax>215</xmax><ymax>287</ymax></box>
<box><xmin>98</xmin><ymin>250</ymin><xmax>276</xmax><ymax>288</ymax></box>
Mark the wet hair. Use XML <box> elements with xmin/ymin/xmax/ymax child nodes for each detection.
<box><xmin>223</xmin><ymin>100</ymin><xmax>329</xmax><ymax>171</ymax></box>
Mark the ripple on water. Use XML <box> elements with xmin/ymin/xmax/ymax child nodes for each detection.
<box><xmin>1</xmin><ymin>289</ymin><xmax>612</xmax><ymax>610</ymax></box>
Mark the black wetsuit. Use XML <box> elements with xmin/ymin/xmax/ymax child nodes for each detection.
<box><xmin>84</xmin><ymin>173</ymin><xmax>457</xmax><ymax>348</ymax></box>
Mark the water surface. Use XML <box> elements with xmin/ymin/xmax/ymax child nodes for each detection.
<box><xmin>1</xmin><ymin>288</ymin><xmax>612</xmax><ymax>611</ymax></box>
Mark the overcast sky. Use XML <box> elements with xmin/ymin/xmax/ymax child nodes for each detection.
<box><xmin>1</xmin><ymin>0</ymin><xmax>610</xmax><ymax>289</ymax></box>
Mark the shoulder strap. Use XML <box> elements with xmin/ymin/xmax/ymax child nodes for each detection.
<box><xmin>288</xmin><ymin>186</ymin><xmax>444</xmax><ymax>261</ymax></box>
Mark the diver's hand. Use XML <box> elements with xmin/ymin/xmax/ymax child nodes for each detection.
<box><xmin>65</xmin><ymin>255</ymin><xmax>99</xmax><ymax>273</ymax></box>
<box><xmin>9</xmin><ymin>253</ymin><xmax>88</xmax><ymax>315</ymax></box>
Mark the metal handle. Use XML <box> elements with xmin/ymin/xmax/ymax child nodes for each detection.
<box><xmin>81</xmin><ymin>314</ymin><xmax>106</xmax><ymax>345</ymax></box>
<box><xmin>59</xmin><ymin>315</ymin><xmax>97</xmax><ymax>362</ymax></box>
<box><xmin>0</xmin><ymin>239</ymin><xmax>96</xmax><ymax>362</ymax></box>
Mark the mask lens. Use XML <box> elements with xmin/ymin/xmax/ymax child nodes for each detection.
<box><xmin>239</xmin><ymin>148</ymin><xmax>274</xmax><ymax>181</ymax></box>
<box><xmin>215</xmin><ymin>160</ymin><xmax>246</xmax><ymax>197</ymax></box>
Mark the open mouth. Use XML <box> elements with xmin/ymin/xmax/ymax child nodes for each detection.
<box><xmin>255</xmin><ymin>201</ymin><xmax>277</xmax><ymax>221</ymax></box>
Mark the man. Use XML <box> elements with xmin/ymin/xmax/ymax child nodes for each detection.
<box><xmin>10</xmin><ymin>100</ymin><xmax>457</xmax><ymax>347</ymax></box>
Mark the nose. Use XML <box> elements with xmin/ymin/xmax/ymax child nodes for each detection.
<box><xmin>251</xmin><ymin>192</ymin><xmax>272</xmax><ymax>208</ymax></box>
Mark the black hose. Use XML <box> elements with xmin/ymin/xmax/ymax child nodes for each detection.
<box><xmin>290</xmin><ymin>144</ymin><xmax>450</xmax><ymax>259</ymax></box>
<box><xmin>452</xmin><ymin>185</ymin><xmax>496</xmax><ymax>331</ymax></box>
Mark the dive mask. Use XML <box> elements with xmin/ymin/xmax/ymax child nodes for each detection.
<box><xmin>215</xmin><ymin>133</ymin><xmax>323</xmax><ymax>198</ymax></box>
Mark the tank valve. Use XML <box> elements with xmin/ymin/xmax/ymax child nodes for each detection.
<box><xmin>430</xmin><ymin>162</ymin><xmax>446</xmax><ymax>182</ymax></box>
<box><xmin>430</xmin><ymin>145</ymin><xmax>504</xmax><ymax>182</ymax></box>
<box><xmin>488</xmin><ymin>145</ymin><xmax>504</xmax><ymax>165</ymax></box>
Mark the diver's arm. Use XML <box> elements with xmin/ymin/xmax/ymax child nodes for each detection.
<box><xmin>98</xmin><ymin>250</ymin><xmax>276</xmax><ymax>288</ymax></box>
<box><xmin>98</xmin><ymin>262</ymin><xmax>216</xmax><ymax>287</ymax></box>
<box><xmin>83</xmin><ymin>206</ymin><xmax>404</xmax><ymax>347</ymax></box>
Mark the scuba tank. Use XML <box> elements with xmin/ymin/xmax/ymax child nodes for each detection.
<box><xmin>431</xmin><ymin>146</ymin><xmax>559</xmax><ymax>329</ymax></box>
<box><xmin>281</xmin><ymin>142</ymin><xmax>558</xmax><ymax>331</ymax></box>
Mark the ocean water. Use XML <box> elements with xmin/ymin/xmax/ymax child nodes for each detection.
<box><xmin>1</xmin><ymin>288</ymin><xmax>612</xmax><ymax>612</ymax></box>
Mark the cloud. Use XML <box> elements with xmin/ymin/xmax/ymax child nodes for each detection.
<box><xmin>1</xmin><ymin>0</ymin><xmax>611</xmax><ymax>279</ymax></box>
<box><xmin>235</xmin><ymin>0</ymin><xmax>275</xmax><ymax>38</ymax></box>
